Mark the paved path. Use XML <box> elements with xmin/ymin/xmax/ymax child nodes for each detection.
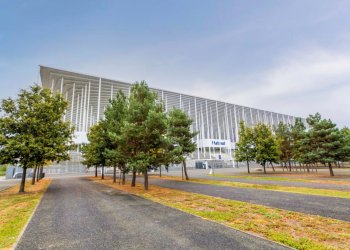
<box><xmin>16</xmin><ymin>178</ymin><xmax>288</xmax><ymax>250</ymax></box>
<box><xmin>149</xmin><ymin>178</ymin><xmax>350</xmax><ymax>222</ymax></box>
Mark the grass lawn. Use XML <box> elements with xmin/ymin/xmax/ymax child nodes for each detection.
<box><xmin>153</xmin><ymin>176</ymin><xmax>350</xmax><ymax>199</ymax></box>
<box><xmin>90</xmin><ymin>176</ymin><xmax>350</xmax><ymax>250</ymax></box>
<box><xmin>0</xmin><ymin>179</ymin><xmax>51</xmax><ymax>249</ymax></box>
<box><xmin>211</xmin><ymin>173</ymin><xmax>350</xmax><ymax>185</ymax></box>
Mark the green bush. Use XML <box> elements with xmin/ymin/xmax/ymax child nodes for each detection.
<box><xmin>0</xmin><ymin>165</ymin><xmax>7</xmax><ymax>176</ymax></box>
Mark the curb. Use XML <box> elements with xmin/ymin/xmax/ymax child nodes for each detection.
<box><xmin>11</xmin><ymin>180</ymin><xmax>52</xmax><ymax>250</ymax></box>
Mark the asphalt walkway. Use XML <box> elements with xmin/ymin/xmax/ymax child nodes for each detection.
<box><xmin>149</xmin><ymin>178</ymin><xmax>350</xmax><ymax>222</ymax></box>
<box><xmin>16</xmin><ymin>178</ymin><xmax>288</xmax><ymax>250</ymax></box>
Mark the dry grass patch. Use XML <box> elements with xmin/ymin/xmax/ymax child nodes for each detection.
<box><xmin>0</xmin><ymin>179</ymin><xmax>51</xmax><ymax>249</ymax></box>
<box><xmin>211</xmin><ymin>173</ymin><xmax>350</xmax><ymax>186</ymax></box>
<box><xmin>154</xmin><ymin>176</ymin><xmax>350</xmax><ymax>199</ymax></box>
<box><xmin>89</xmin><ymin>177</ymin><xmax>350</xmax><ymax>250</ymax></box>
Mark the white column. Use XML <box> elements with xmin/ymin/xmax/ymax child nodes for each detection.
<box><xmin>110</xmin><ymin>84</ymin><xmax>113</xmax><ymax>100</ymax></box>
<box><xmin>200</xmin><ymin>104</ymin><xmax>206</xmax><ymax>158</ymax></box>
<box><xmin>83</xmin><ymin>84</ymin><xmax>87</xmax><ymax>132</ymax></box>
<box><xmin>76</xmin><ymin>94</ymin><xmax>80</xmax><ymax>130</ymax></box>
<box><xmin>270</xmin><ymin>112</ymin><xmax>274</xmax><ymax>128</ymax></box>
<box><xmin>64</xmin><ymin>92</ymin><xmax>68</xmax><ymax>122</ymax></box>
<box><xmin>194</xmin><ymin>97</ymin><xmax>200</xmax><ymax>160</ymax></box>
<box><xmin>60</xmin><ymin>77</ymin><xmax>64</xmax><ymax>94</ymax></box>
<box><xmin>205</xmin><ymin>100</ymin><xmax>212</xmax><ymax>160</ymax></box>
<box><xmin>210</xmin><ymin>106</ymin><xmax>216</xmax><ymax>158</ymax></box>
<box><xmin>79</xmin><ymin>88</ymin><xmax>84</xmax><ymax>131</ymax></box>
<box><xmin>97</xmin><ymin>78</ymin><xmax>102</xmax><ymax>122</ymax></box>
<box><xmin>242</xmin><ymin>107</ymin><xmax>246</xmax><ymax>125</ymax></box>
<box><xmin>86</xmin><ymin>81</ymin><xmax>91</xmax><ymax>131</ymax></box>
<box><xmin>165</xmin><ymin>95</ymin><xmax>168</xmax><ymax>112</ymax></box>
<box><xmin>225</xmin><ymin>103</ymin><xmax>231</xmax><ymax>159</ymax></box>
<box><xmin>250</xmin><ymin>108</ymin><xmax>254</xmax><ymax>125</ymax></box>
<box><xmin>179</xmin><ymin>94</ymin><xmax>182</xmax><ymax>109</ymax></box>
<box><xmin>90</xmin><ymin>106</ymin><xmax>93</xmax><ymax>127</ymax></box>
<box><xmin>70</xmin><ymin>83</ymin><xmax>76</xmax><ymax>123</ymax></box>
<box><xmin>233</xmin><ymin>105</ymin><xmax>239</xmax><ymax>142</ymax></box>
<box><xmin>51</xmin><ymin>79</ymin><xmax>55</xmax><ymax>93</ymax></box>
<box><xmin>216</xmin><ymin>101</ymin><xmax>222</xmax><ymax>157</ymax></box>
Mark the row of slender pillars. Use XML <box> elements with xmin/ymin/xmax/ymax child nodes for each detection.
<box><xmin>50</xmin><ymin>76</ymin><xmax>295</xmax><ymax>161</ymax></box>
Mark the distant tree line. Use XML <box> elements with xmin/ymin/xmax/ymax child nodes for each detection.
<box><xmin>81</xmin><ymin>82</ymin><xmax>197</xmax><ymax>190</ymax></box>
<box><xmin>235</xmin><ymin>114</ymin><xmax>350</xmax><ymax>176</ymax></box>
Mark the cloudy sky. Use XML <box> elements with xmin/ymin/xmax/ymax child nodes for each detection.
<box><xmin>1</xmin><ymin>0</ymin><xmax>349</xmax><ymax>126</ymax></box>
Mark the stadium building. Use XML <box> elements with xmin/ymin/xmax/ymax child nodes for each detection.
<box><xmin>40</xmin><ymin>66</ymin><xmax>302</xmax><ymax>171</ymax></box>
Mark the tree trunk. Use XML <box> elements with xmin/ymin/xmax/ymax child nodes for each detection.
<box><xmin>95</xmin><ymin>166</ymin><xmax>97</xmax><ymax>177</ymax></box>
<box><xmin>19</xmin><ymin>167</ymin><xmax>27</xmax><ymax>193</ymax></box>
<box><xmin>39</xmin><ymin>167</ymin><xmax>44</xmax><ymax>179</ymax></box>
<box><xmin>122</xmin><ymin>171</ymin><xmax>126</xmax><ymax>185</ymax></box>
<box><xmin>262</xmin><ymin>163</ymin><xmax>266</xmax><ymax>174</ymax></box>
<box><xmin>183</xmin><ymin>160</ymin><xmax>189</xmax><ymax>180</ymax></box>
<box><xmin>247</xmin><ymin>160</ymin><xmax>250</xmax><ymax>174</ymax></box>
<box><xmin>328</xmin><ymin>163</ymin><xmax>334</xmax><ymax>176</ymax></box>
<box><xmin>288</xmin><ymin>161</ymin><xmax>292</xmax><ymax>172</ymax></box>
<box><xmin>36</xmin><ymin>166</ymin><xmax>40</xmax><ymax>182</ymax></box>
<box><xmin>270</xmin><ymin>162</ymin><xmax>275</xmax><ymax>172</ymax></box>
<box><xmin>131</xmin><ymin>170</ymin><xmax>136</xmax><ymax>187</ymax></box>
<box><xmin>159</xmin><ymin>166</ymin><xmax>162</xmax><ymax>178</ymax></box>
<box><xmin>113</xmin><ymin>166</ymin><xmax>117</xmax><ymax>183</ymax></box>
<box><xmin>31</xmin><ymin>166</ymin><xmax>37</xmax><ymax>185</ymax></box>
<box><xmin>101</xmin><ymin>166</ymin><xmax>104</xmax><ymax>180</ymax></box>
<box><xmin>181</xmin><ymin>164</ymin><xmax>184</xmax><ymax>180</ymax></box>
<box><xmin>119</xmin><ymin>169</ymin><xmax>122</xmax><ymax>185</ymax></box>
<box><xmin>144</xmin><ymin>170</ymin><xmax>149</xmax><ymax>190</ymax></box>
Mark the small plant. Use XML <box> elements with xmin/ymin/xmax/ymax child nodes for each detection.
<box><xmin>0</xmin><ymin>165</ymin><xmax>7</xmax><ymax>176</ymax></box>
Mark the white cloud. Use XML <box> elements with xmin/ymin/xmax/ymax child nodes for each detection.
<box><xmin>179</xmin><ymin>47</ymin><xmax>350</xmax><ymax>127</ymax></box>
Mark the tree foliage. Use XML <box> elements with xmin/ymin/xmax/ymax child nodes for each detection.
<box><xmin>0</xmin><ymin>85</ymin><xmax>73</xmax><ymax>192</ymax></box>
<box><xmin>254</xmin><ymin>123</ymin><xmax>281</xmax><ymax>174</ymax></box>
<box><xmin>234</xmin><ymin>121</ymin><xmax>255</xmax><ymax>173</ymax></box>
<box><xmin>167</xmin><ymin>108</ymin><xmax>197</xmax><ymax>180</ymax></box>
<box><xmin>104</xmin><ymin>91</ymin><xmax>129</xmax><ymax>184</ymax></box>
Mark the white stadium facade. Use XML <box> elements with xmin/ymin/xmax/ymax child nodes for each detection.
<box><xmin>40</xmin><ymin>66</ymin><xmax>303</xmax><ymax>171</ymax></box>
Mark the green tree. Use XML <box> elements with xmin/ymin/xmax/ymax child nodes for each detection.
<box><xmin>254</xmin><ymin>123</ymin><xmax>281</xmax><ymax>174</ymax></box>
<box><xmin>291</xmin><ymin>118</ymin><xmax>306</xmax><ymax>167</ymax></box>
<box><xmin>81</xmin><ymin>143</ymin><xmax>99</xmax><ymax>177</ymax></box>
<box><xmin>0</xmin><ymin>85</ymin><xmax>73</xmax><ymax>192</ymax></box>
<box><xmin>82</xmin><ymin>122</ymin><xmax>109</xmax><ymax>179</ymax></box>
<box><xmin>336</xmin><ymin>128</ymin><xmax>350</xmax><ymax>165</ymax></box>
<box><xmin>167</xmin><ymin>108</ymin><xmax>197</xmax><ymax>180</ymax></box>
<box><xmin>104</xmin><ymin>91</ymin><xmax>129</xmax><ymax>184</ymax></box>
<box><xmin>234</xmin><ymin>121</ymin><xmax>255</xmax><ymax>174</ymax></box>
<box><xmin>121</xmin><ymin>82</ymin><xmax>167</xmax><ymax>190</ymax></box>
<box><xmin>275</xmin><ymin>122</ymin><xmax>293</xmax><ymax>171</ymax></box>
<box><xmin>304</xmin><ymin>113</ymin><xmax>342</xmax><ymax>176</ymax></box>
